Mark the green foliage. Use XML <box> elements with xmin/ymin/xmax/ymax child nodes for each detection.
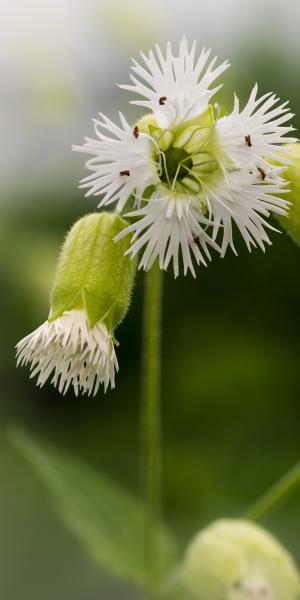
<box><xmin>50</xmin><ymin>212</ymin><xmax>136</xmax><ymax>328</ymax></box>
<box><xmin>10</xmin><ymin>430</ymin><xmax>177</xmax><ymax>588</ymax></box>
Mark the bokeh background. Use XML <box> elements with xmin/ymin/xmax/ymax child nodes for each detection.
<box><xmin>1</xmin><ymin>0</ymin><xmax>300</xmax><ymax>598</ymax></box>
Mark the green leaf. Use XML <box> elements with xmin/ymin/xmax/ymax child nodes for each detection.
<box><xmin>10</xmin><ymin>430</ymin><xmax>177</xmax><ymax>587</ymax></box>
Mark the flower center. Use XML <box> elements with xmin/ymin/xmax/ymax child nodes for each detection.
<box><xmin>160</xmin><ymin>147</ymin><xmax>193</xmax><ymax>184</ymax></box>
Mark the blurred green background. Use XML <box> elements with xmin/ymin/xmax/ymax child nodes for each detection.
<box><xmin>1</xmin><ymin>0</ymin><xmax>300</xmax><ymax>598</ymax></box>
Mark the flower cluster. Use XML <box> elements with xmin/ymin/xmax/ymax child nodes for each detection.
<box><xmin>74</xmin><ymin>37</ymin><xmax>297</xmax><ymax>277</ymax></box>
<box><xmin>16</xmin><ymin>38</ymin><xmax>298</xmax><ymax>395</ymax></box>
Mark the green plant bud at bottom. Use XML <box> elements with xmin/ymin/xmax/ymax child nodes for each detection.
<box><xmin>182</xmin><ymin>519</ymin><xmax>300</xmax><ymax>600</ymax></box>
<box><xmin>277</xmin><ymin>143</ymin><xmax>300</xmax><ymax>246</ymax></box>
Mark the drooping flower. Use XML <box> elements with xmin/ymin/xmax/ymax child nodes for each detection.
<box><xmin>74</xmin><ymin>38</ymin><xmax>297</xmax><ymax>277</ymax></box>
<box><xmin>16</xmin><ymin>213</ymin><xmax>136</xmax><ymax>396</ymax></box>
<box><xmin>16</xmin><ymin>310</ymin><xmax>117</xmax><ymax>396</ymax></box>
<box><xmin>183</xmin><ymin>519</ymin><xmax>300</xmax><ymax>600</ymax></box>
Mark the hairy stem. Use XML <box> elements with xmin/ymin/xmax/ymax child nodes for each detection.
<box><xmin>142</xmin><ymin>262</ymin><xmax>163</xmax><ymax>599</ymax></box>
<box><xmin>244</xmin><ymin>461</ymin><xmax>300</xmax><ymax>522</ymax></box>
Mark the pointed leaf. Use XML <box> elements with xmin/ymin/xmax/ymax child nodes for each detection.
<box><xmin>10</xmin><ymin>430</ymin><xmax>177</xmax><ymax>587</ymax></box>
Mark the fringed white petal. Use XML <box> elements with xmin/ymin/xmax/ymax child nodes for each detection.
<box><xmin>201</xmin><ymin>170</ymin><xmax>290</xmax><ymax>256</ymax></box>
<box><xmin>73</xmin><ymin>112</ymin><xmax>159</xmax><ymax>210</ymax></box>
<box><xmin>119</xmin><ymin>36</ymin><xmax>230</xmax><ymax>129</ymax></box>
<box><xmin>115</xmin><ymin>191</ymin><xmax>220</xmax><ymax>278</ymax></box>
<box><xmin>16</xmin><ymin>311</ymin><xmax>118</xmax><ymax>396</ymax></box>
<box><xmin>216</xmin><ymin>83</ymin><xmax>298</xmax><ymax>170</ymax></box>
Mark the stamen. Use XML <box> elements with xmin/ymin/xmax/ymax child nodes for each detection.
<box><xmin>159</xmin><ymin>96</ymin><xmax>167</xmax><ymax>105</ymax></box>
<box><xmin>213</xmin><ymin>102</ymin><xmax>221</xmax><ymax>121</ymax></box>
<box><xmin>160</xmin><ymin>150</ymin><xmax>171</xmax><ymax>188</ymax></box>
<box><xmin>257</xmin><ymin>166</ymin><xmax>266</xmax><ymax>180</ymax></box>
<box><xmin>192</xmin><ymin>233</ymin><xmax>200</xmax><ymax>245</ymax></box>
<box><xmin>120</xmin><ymin>170</ymin><xmax>130</xmax><ymax>176</ymax></box>
<box><xmin>245</xmin><ymin>134</ymin><xmax>252</xmax><ymax>147</ymax></box>
<box><xmin>133</xmin><ymin>125</ymin><xmax>139</xmax><ymax>139</ymax></box>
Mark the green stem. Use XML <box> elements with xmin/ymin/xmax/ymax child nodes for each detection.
<box><xmin>244</xmin><ymin>461</ymin><xmax>300</xmax><ymax>522</ymax></box>
<box><xmin>142</xmin><ymin>262</ymin><xmax>163</xmax><ymax>599</ymax></box>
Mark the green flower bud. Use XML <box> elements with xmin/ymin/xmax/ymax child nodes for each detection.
<box><xmin>183</xmin><ymin>519</ymin><xmax>300</xmax><ymax>600</ymax></box>
<box><xmin>16</xmin><ymin>212</ymin><xmax>136</xmax><ymax>396</ymax></box>
<box><xmin>277</xmin><ymin>143</ymin><xmax>300</xmax><ymax>246</ymax></box>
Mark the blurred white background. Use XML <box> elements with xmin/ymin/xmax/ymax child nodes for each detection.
<box><xmin>1</xmin><ymin>0</ymin><xmax>299</xmax><ymax>197</ymax></box>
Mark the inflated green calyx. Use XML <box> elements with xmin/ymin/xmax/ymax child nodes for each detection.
<box><xmin>49</xmin><ymin>212</ymin><xmax>136</xmax><ymax>328</ymax></box>
<box><xmin>277</xmin><ymin>143</ymin><xmax>300</xmax><ymax>246</ymax></box>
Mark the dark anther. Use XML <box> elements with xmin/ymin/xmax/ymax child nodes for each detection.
<box><xmin>133</xmin><ymin>125</ymin><xmax>139</xmax><ymax>139</ymax></box>
<box><xmin>192</xmin><ymin>233</ymin><xmax>200</xmax><ymax>245</ymax></box>
<box><xmin>159</xmin><ymin>96</ymin><xmax>167</xmax><ymax>105</ymax></box>
<box><xmin>245</xmin><ymin>134</ymin><xmax>252</xmax><ymax>147</ymax></box>
<box><xmin>120</xmin><ymin>170</ymin><xmax>130</xmax><ymax>176</ymax></box>
<box><xmin>257</xmin><ymin>166</ymin><xmax>266</xmax><ymax>180</ymax></box>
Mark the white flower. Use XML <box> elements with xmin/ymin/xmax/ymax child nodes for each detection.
<box><xmin>73</xmin><ymin>112</ymin><xmax>159</xmax><ymax>211</ymax></box>
<box><xmin>215</xmin><ymin>83</ymin><xmax>298</xmax><ymax>170</ymax></box>
<box><xmin>202</xmin><ymin>170</ymin><xmax>290</xmax><ymax>256</ymax></box>
<box><xmin>119</xmin><ymin>36</ymin><xmax>230</xmax><ymax>129</ymax></box>
<box><xmin>74</xmin><ymin>38</ymin><xmax>297</xmax><ymax>277</ymax></box>
<box><xmin>16</xmin><ymin>310</ymin><xmax>118</xmax><ymax>396</ymax></box>
<box><xmin>116</xmin><ymin>189</ymin><xmax>219</xmax><ymax>278</ymax></box>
